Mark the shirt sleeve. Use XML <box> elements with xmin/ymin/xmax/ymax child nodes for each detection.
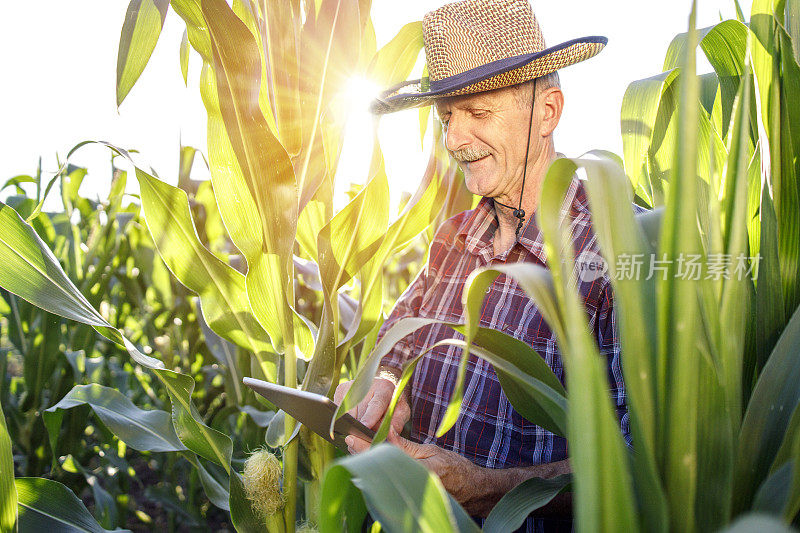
<box><xmin>596</xmin><ymin>278</ymin><xmax>632</xmax><ymax>448</ymax></box>
<box><xmin>375</xmin><ymin>213</ymin><xmax>465</xmax><ymax>371</ymax></box>
<box><xmin>376</xmin><ymin>257</ymin><xmax>429</xmax><ymax>372</ymax></box>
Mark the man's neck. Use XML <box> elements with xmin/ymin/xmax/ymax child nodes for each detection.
<box><xmin>492</xmin><ymin>146</ymin><xmax>558</xmax><ymax>256</ymax></box>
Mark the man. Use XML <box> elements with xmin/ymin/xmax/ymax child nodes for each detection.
<box><xmin>334</xmin><ymin>0</ymin><xmax>629</xmax><ymax>530</ymax></box>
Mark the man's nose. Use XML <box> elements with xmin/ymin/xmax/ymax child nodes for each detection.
<box><xmin>444</xmin><ymin>115</ymin><xmax>470</xmax><ymax>152</ymax></box>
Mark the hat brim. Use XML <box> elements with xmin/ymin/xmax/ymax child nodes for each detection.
<box><xmin>370</xmin><ymin>36</ymin><xmax>607</xmax><ymax>115</ymax></box>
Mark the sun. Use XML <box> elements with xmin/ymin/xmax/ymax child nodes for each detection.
<box><xmin>333</xmin><ymin>75</ymin><xmax>432</xmax><ymax>215</ymax></box>
<box><xmin>332</xmin><ymin>76</ymin><xmax>382</xmax><ymax>211</ymax></box>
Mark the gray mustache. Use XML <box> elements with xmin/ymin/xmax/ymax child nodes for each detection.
<box><xmin>450</xmin><ymin>147</ymin><xmax>491</xmax><ymax>162</ymax></box>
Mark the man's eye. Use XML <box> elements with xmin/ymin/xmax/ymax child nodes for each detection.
<box><xmin>471</xmin><ymin>109</ymin><xmax>488</xmax><ymax>118</ymax></box>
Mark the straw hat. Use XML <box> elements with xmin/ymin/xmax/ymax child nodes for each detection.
<box><xmin>370</xmin><ymin>0</ymin><xmax>606</xmax><ymax>114</ymax></box>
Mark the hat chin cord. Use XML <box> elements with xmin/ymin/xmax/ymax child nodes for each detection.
<box><xmin>492</xmin><ymin>77</ymin><xmax>536</xmax><ymax>241</ymax></box>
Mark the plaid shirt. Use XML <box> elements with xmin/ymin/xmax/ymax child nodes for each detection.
<box><xmin>379</xmin><ymin>176</ymin><xmax>637</xmax><ymax>528</ymax></box>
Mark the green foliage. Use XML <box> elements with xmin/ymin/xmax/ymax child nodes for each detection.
<box><xmin>481</xmin><ymin>474</ymin><xmax>571</xmax><ymax>533</ymax></box>
<box><xmin>117</xmin><ymin>0</ymin><xmax>169</xmax><ymax>107</ymax></box>
<box><xmin>0</xmin><ymin>154</ymin><xmax>247</xmax><ymax>528</ymax></box>
<box><xmin>319</xmin><ymin>444</ymin><xmax>479</xmax><ymax>533</ymax></box>
<box><xmin>0</xmin><ymin>398</ymin><xmax>16</xmax><ymax>532</ymax></box>
<box><xmin>15</xmin><ymin>477</ymin><xmax>125</xmax><ymax>533</ymax></box>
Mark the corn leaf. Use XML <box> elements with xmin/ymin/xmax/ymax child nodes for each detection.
<box><xmin>734</xmin><ymin>302</ymin><xmax>800</xmax><ymax>512</ymax></box>
<box><xmin>180</xmin><ymin>28</ymin><xmax>190</xmax><ymax>86</ymax></box>
<box><xmin>0</xmin><ymin>201</ymin><xmax>162</xmax><ymax>369</ymax></box>
<box><xmin>646</xmin><ymin>7</ymin><xmax>704</xmax><ymax>530</ymax></box>
<box><xmin>371</xmin><ymin>317</ymin><xmax>569</xmax><ymax>447</ymax></box>
<box><xmin>196</xmin><ymin>301</ymin><xmax>245</xmax><ymax>404</ymax></box>
<box><xmin>153</xmin><ymin>368</ymin><xmax>233</xmax><ymax>472</ymax></box>
<box><xmin>170</xmin><ymin>0</ymin><xmax>212</xmax><ymax>62</ymax></box>
<box><xmin>0</xmin><ymin>399</ymin><xmax>16</xmax><ymax>533</ymax></box>
<box><xmin>296</xmin><ymin>167</ymin><xmax>333</xmax><ymax>261</ymax></box>
<box><xmin>297</xmin><ymin>0</ymin><xmax>361</xmax><ymax>203</ymax></box>
<box><xmin>333</xmin><ymin>317</ymin><xmax>439</xmax><ymax>426</ymax></box>
<box><xmin>621</xmin><ymin>69</ymin><xmax>680</xmax><ymax>206</ymax></box>
<box><xmin>776</xmin><ymin>27</ymin><xmax>800</xmax><ymax>316</ymax></box>
<box><xmin>116</xmin><ymin>0</ymin><xmax>169</xmax><ymax>107</ymax></box>
<box><xmin>344</xmin><ymin>134</ymin><xmax>457</xmax><ymax>350</ymax></box>
<box><xmin>318</xmin><ymin>151</ymin><xmax>389</xmax><ymax>294</ymax></box>
<box><xmin>715</xmin><ymin>64</ymin><xmax>753</xmax><ymax>427</ymax></box>
<box><xmin>695</xmin><ymin>61</ymin><xmax>754</xmax><ymax>532</ymax></box>
<box><xmin>15</xmin><ymin>477</ymin><xmax>122</xmax><ymax>533</ymax></box>
<box><xmin>0</xmin><ymin>168</ymin><xmax>243</xmax><ymax>485</ymax></box>
<box><xmin>228</xmin><ymin>471</ymin><xmax>264</xmax><ymax>533</ymax></box>
<box><xmin>367</xmin><ymin>21</ymin><xmax>423</xmax><ymax>86</ymax></box>
<box><xmin>561</xmin><ymin>157</ymin><xmax>668</xmax><ymax>532</ymax></box>
<box><xmin>22</xmin><ymin>312</ymin><xmax>61</xmax><ymax>414</ymax></box>
<box><xmin>482</xmin><ymin>474</ymin><xmax>572</xmax><ymax>533</ymax></box>
<box><xmin>319</xmin><ymin>444</ymin><xmax>479</xmax><ymax>533</ymax></box>
<box><xmin>435</xmin><ymin>261</ymin><xmax>565</xmax><ymax>438</ymax></box>
<box><xmin>786</xmin><ymin>413</ymin><xmax>800</xmax><ymax>521</ymax></box>
<box><xmin>136</xmin><ymin>162</ymin><xmax>277</xmax><ymax>359</ymax></box>
<box><xmin>434</xmin><ymin>336</ymin><xmax>567</xmax><ymax>437</ymax></box>
<box><xmin>752</xmin><ymin>461</ymin><xmax>794</xmax><ymax>515</ymax></box>
<box><xmin>0</xmin><ymin>174</ymin><xmax>35</xmax><ymax>194</ymax></box>
<box><xmin>317</xmin><ymin>456</ymin><xmax>369</xmax><ymax>533</ymax></box>
<box><xmin>788</xmin><ymin>0</ymin><xmax>800</xmax><ymax>60</ymax></box>
<box><xmin>43</xmin><ymin>384</ymin><xmax>185</xmax><ymax>454</ymax></box>
<box><xmin>183</xmin><ymin>454</ymin><xmax>231</xmax><ymax>511</ymax></box>
<box><xmin>750</xmin><ymin>0</ymin><xmax>800</xmax><ymax>317</ymax></box>
<box><xmin>203</xmin><ymin>0</ymin><xmax>301</xmax><ymax>356</ymax></box>
<box><xmin>231</xmin><ymin>0</ymin><xmax>280</xmax><ymax>141</ymax></box>
<box><xmin>663</xmin><ymin>20</ymin><xmax>748</xmax><ymax>139</ymax></box>
<box><xmin>301</xmin><ymin>151</ymin><xmax>389</xmax><ymax>396</ymax></box>
<box><xmin>754</xmin><ymin>188</ymin><xmax>786</xmax><ymax>384</ymax></box>
<box><xmin>335</xmin><ymin>292</ymin><xmax>568</xmax><ymax>436</ymax></box>
<box><xmin>0</xmin><ymin>155</ymin><xmax>252</xmax><ymax>525</ymax></box>
<box><xmin>772</xmin><ymin>395</ymin><xmax>800</xmax><ymax>471</ymax></box>
<box><xmin>0</xmin><ymin>203</ymin><xmax>110</xmax><ymax>329</ymax></box>
<box><xmin>538</xmin><ymin>158</ymin><xmax>639</xmax><ymax>532</ymax></box>
<box><xmin>720</xmin><ymin>512</ymin><xmax>796</xmax><ymax>532</ymax></box>
<box><xmin>60</xmin><ymin>455</ymin><xmax>118</xmax><ymax>529</ymax></box>
<box><xmin>262</xmin><ymin>0</ymin><xmax>303</xmax><ymax>157</ymax></box>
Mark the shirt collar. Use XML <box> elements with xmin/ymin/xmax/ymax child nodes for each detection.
<box><xmin>455</xmin><ymin>173</ymin><xmax>590</xmax><ymax>263</ymax></box>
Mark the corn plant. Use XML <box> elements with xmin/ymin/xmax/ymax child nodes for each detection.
<box><xmin>0</xmin><ymin>154</ymin><xmax>267</xmax><ymax>529</ymax></box>
<box><xmin>326</xmin><ymin>1</ymin><xmax>800</xmax><ymax>532</ymax></box>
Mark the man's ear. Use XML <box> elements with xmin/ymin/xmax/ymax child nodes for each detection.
<box><xmin>538</xmin><ymin>87</ymin><xmax>564</xmax><ymax>137</ymax></box>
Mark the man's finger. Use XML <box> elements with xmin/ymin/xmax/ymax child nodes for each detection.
<box><xmin>333</xmin><ymin>381</ymin><xmax>351</xmax><ymax>405</ymax></box>
<box><xmin>360</xmin><ymin>390</ymin><xmax>391</xmax><ymax>428</ymax></box>
<box><xmin>345</xmin><ymin>435</ymin><xmax>371</xmax><ymax>454</ymax></box>
<box><xmin>354</xmin><ymin>389</ymin><xmax>375</xmax><ymax>420</ymax></box>
<box><xmin>392</xmin><ymin>398</ymin><xmax>411</xmax><ymax>427</ymax></box>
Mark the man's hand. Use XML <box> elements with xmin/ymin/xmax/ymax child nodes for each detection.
<box><xmin>388</xmin><ymin>429</ymin><xmax>485</xmax><ymax>515</ymax></box>
<box><xmin>346</xmin><ymin>427</ymin><xmax>571</xmax><ymax>518</ymax></box>
<box><xmin>333</xmin><ymin>369</ymin><xmax>410</xmax><ymax>434</ymax></box>
<box><xmin>345</xmin><ymin>428</ymin><xmax>485</xmax><ymax>514</ymax></box>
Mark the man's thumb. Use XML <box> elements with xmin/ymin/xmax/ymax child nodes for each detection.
<box><xmin>387</xmin><ymin>427</ymin><xmax>419</xmax><ymax>455</ymax></box>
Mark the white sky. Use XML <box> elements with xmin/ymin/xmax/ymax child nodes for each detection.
<box><xmin>0</xmin><ymin>1</ymin><xmax>750</xmax><ymax>212</ymax></box>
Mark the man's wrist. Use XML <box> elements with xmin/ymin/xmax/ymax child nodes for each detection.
<box><xmin>377</xmin><ymin>365</ymin><xmax>402</xmax><ymax>386</ymax></box>
<box><xmin>461</xmin><ymin>459</ymin><xmax>572</xmax><ymax>518</ymax></box>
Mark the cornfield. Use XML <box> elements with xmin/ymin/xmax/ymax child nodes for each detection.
<box><xmin>1</xmin><ymin>0</ymin><xmax>799</xmax><ymax>532</ymax></box>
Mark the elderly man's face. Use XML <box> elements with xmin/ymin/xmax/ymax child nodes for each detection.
<box><xmin>435</xmin><ymin>85</ymin><xmax>538</xmax><ymax>198</ymax></box>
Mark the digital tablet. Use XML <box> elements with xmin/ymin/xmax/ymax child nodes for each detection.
<box><xmin>243</xmin><ymin>377</ymin><xmax>375</xmax><ymax>452</ymax></box>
